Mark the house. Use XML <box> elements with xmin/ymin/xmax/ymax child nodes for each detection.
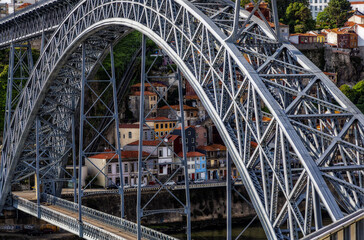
<box><xmin>179</xmin><ymin>152</ymin><xmax>207</xmax><ymax>181</ymax></box>
<box><xmin>124</xmin><ymin>140</ymin><xmax>176</xmax><ymax>176</ymax></box>
<box><xmin>268</xmin><ymin>22</ymin><xmax>290</xmax><ymax>41</ymax></box>
<box><xmin>289</xmin><ymin>33</ymin><xmax>317</xmax><ymax>44</ymax></box>
<box><xmin>348</xmin><ymin>14</ymin><xmax>364</xmax><ymax>25</ymax></box>
<box><xmin>197</xmin><ymin>144</ymin><xmax>227</xmax><ymax>180</ymax></box>
<box><xmin>0</xmin><ymin>3</ymin><xmax>8</xmax><ymax>18</ymax></box>
<box><xmin>308</xmin><ymin>31</ymin><xmax>327</xmax><ymax>43</ymax></box>
<box><xmin>355</xmin><ymin>23</ymin><xmax>364</xmax><ymax>47</ymax></box>
<box><xmin>245</xmin><ymin>1</ymin><xmax>271</xmax><ymax>21</ymax></box>
<box><xmin>172</xmin><ymin>126</ymin><xmax>196</xmax><ymax>152</ymax></box>
<box><xmin>326</xmin><ymin>29</ymin><xmax>358</xmax><ymax>48</ymax></box>
<box><xmin>309</xmin><ymin>0</ymin><xmax>330</xmax><ymax>19</ymax></box>
<box><xmin>195</xmin><ymin>125</ymin><xmax>207</xmax><ymax>147</ymax></box>
<box><xmin>145</xmin><ymin>117</ymin><xmax>178</xmax><ymax>139</ymax></box>
<box><xmin>130</xmin><ymin>82</ymin><xmax>168</xmax><ymax>100</ymax></box>
<box><xmin>351</xmin><ymin>1</ymin><xmax>364</xmax><ymax>13</ymax></box>
<box><xmin>128</xmin><ymin>91</ymin><xmax>158</xmax><ymax>119</ymax></box>
<box><xmin>86</xmin><ymin>151</ymin><xmax>151</xmax><ymax>188</ymax></box>
<box><xmin>158</xmin><ymin>105</ymin><xmax>199</xmax><ymax>126</ymax></box>
<box><xmin>64</xmin><ymin>165</ymin><xmax>88</xmax><ymax>188</ymax></box>
<box><xmin>118</xmin><ymin>123</ymin><xmax>154</xmax><ymax>147</ymax></box>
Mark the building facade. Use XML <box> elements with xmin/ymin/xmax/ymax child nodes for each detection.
<box><xmin>309</xmin><ymin>0</ymin><xmax>330</xmax><ymax>19</ymax></box>
<box><xmin>172</xmin><ymin>126</ymin><xmax>196</xmax><ymax>152</ymax></box>
<box><xmin>145</xmin><ymin>117</ymin><xmax>177</xmax><ymax>139</ymax></box>
<box><xmin>118</xmin><ymin>123</ymin><xmax>154</xmax><ymax>147</ymax></box>
<box><xmin>128</xmin><ymin>91</ymin><xmax>158</xmax><ymax>119</ymax></box>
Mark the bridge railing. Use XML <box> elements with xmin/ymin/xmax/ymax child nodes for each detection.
<box><xmin>42</xmin><ymin>193</ymin><xmax>177</xmax><ymax>240</ymax></box>
<box><xmin>12</xmin><ymin>194</ymin><xmax>134</xmax><ymax>240</ymax></box>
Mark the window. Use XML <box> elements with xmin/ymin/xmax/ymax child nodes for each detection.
<box><xmin>156</xmin><ymin>124</ymin><xmax>159</xmax><ymax>129</ymax></box>
<box><xmin>188</xmin><ymin>165</ymin><xmax>190</xmax><ymax>169</ymax></box>
<box><xmin>156</xmin><ymin>132</ymin><xmax>159</xmax><ymax>136</ymax></box>
<box><xmin>192</xmin><ymin>164</ymin><xmax>195</xmax><ymax>169</ymax></box>
<box><xmin>123</xmin><ymin>134</ymin><xmax>125</xmax><ymax>139</ymax></box>
<box><xmin>202</xmin><ymin>164</ymin><xmax>205</xmax><ymax>168</ymax></box>
<box><xmin>185</xmin><ymin>138</ymin><xmax>188</xmax><ymax>143</ymax></box>
<box><xmin>124</xmin><ymin>177</ymin><xmax>128</xmax><ymax>184</ymax></box>
<box><xmin>159</xmin><ymin>149</ymin><xmax>163</xmax><ymax>157</ymax></box>
<box><xmin>165</xmin><ymin>123</ymin><xmax>168</xmax><ymax>128</ymax></box>
<box><xmin>204</xmin><ymin>132</ymin><xmax>207</xmax><ymax>137</ymax></box>
<box><xmin>168</xmin><ymin>148</ymin><xmax>171</xmax><ymax>156</ymax></box>
<box><xmin>108</xmin><ymin>165</ymin><xmax>112</xmax><ymax>173</ymax></box>
<box><xmin>196</xmin><ymin>164</ymin><xmax>200</xmax><ymax>169</ymax></box>
<box><xmin>191</xmin><ymin>138</ymin><xmax>194</xmax><ymax>143</ymax></box>
<box><xmin>116</xmin><ymin>164</ymin><xmax>119</xmax><ymax>173</ymax></box>
<box><xmin>129</xmin><ymin>132</ymin><xmax>132</xmax><ymax>138</ymax></box>
<box><xmin>124</xmin><ymin>164</ymin><xmax>128</xmax><ymax>173</ymax></box>
<box><xmin>188</xmin><ymin>131</ymin><xmax>191</xmax><ymax>135</ymax></box>
<box><xmin>169</xmin><ymin>123</ymin><xmax>172</xmax><ymax>128</ymax></box>
<box><xmin>161</xmin><ymin>124</ymin><xmax>164</xmax><ymax>129</ymax></box>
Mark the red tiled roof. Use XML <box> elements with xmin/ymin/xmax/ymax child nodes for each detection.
<box><xmin>167</xmin><ymin>135</ymin><xmax>180</xmax><ymax>141</ymax></box>
<box><xmin>145</xmin><ymin>117</ymin><xmax>177</xmax><ymax>121</ymax></box>
<box><xmin>131</xmin><ymin>91</ymin><xmax>157</xmax><ymax>96</ymax></box>
<box><xmin>178</xmin><ymin>152</ymin><xmax>205</xmax><ymax>157</ymax></box>
<box><xmin>175</xmin><ymin>126</ymin><xmax>193</xmax><ymax>130</ymax></box>
<box><xmin>89</xmin><ymin>151</ymin><xmax>149</xmax><ymax>159</ymax></box>
<box><xmin>185</xmin><ymin>95</ymin><xmax>199</xmax><ymax>100</ymax></box>
<box><xmin>131</xmin><ymin>82</ymin><xmax>167</xmax><ymax>88</ymax></box>
<box><xmin>251</xmin><ymin>142</ymin><xmax>258</xmax><ymax>148</ymax></box>
<box><xmin>290</xmin><ymin>33</ymin><xmax>317</xmax><ymax>37</ymax></box>
<box><xmin>128</xmin><ymin>140</ymin><xmax>162</xmax><ymax>146</ymax></box>
<box><xmin>351</xmin><ymin>1</ymin><xmax>364</xmax><ymax>4</ymax></box>
<box><xmin>210</xmin><ymin>144</ymin><xmax>227</xmax><ymax>151</ymax></box>
<box><xmin>17</xmin><ymin>3</ymin><xmax>31</xmax><ymax>9</ymax></box>
<box><xmin>159</xmin><ymin>105</ymin><xmax>198</xmax><ymax>110</ymax></box>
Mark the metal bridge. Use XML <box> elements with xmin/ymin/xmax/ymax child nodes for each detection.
<box><xmin>0</xmin><ymin>0</ymin><xmax>363</xmax><ymax>239</ymax></box>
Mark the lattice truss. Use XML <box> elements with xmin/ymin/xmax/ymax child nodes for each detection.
<box><xmin>0</xmin><ymin>0</ymin><xmax>363</xmax><ymax>239</ymax></box>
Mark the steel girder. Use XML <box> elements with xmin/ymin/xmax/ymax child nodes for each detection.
<box><xmin>0</xmin><ymin>0</ymin><xmax>363</xmax><ymax>239</ymax></box>
<box><xmin>0</xmin><ymin>0</ymin><xmax>80</xmax><ymax>49</ymax></box>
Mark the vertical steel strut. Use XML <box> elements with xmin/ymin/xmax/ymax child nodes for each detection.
<box><xmin>137</xmin><ymin>34</ymin><xmax>147</xmax><ymax>240</ymax></box>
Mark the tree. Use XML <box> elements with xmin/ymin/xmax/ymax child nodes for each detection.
<box><xmin>0</xmin><ymin>65</ymin><xmax>8</xmax><ymax>136</ymax></box>
<box><xmin>340</xmin><ymin>84</ymin><xmax>356</xmax><ymax>102</ymax></box>
<box><xmin>283</xmin><ymin>2</ymin><xmax>315</xmax><ymax>33</ymax></box>
<box><xmin>316</xmin><ymin>0</ymin><xmax>352</xmax><ymax>29</ymax></box>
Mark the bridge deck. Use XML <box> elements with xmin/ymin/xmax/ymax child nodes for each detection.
<box><xmin>12</xmin><ymin>191</ymin><xmax>147</xmax><ymax>240</ymax></box>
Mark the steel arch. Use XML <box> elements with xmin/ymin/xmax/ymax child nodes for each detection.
<box><xmin>1</xmin><ymin>0</ymin><xmax>364</xmax><ymax>239</ymax></box>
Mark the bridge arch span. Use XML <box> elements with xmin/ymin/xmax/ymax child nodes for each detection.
<box><xmin>1</xmin><ymin>1</ymin><xmax>364</xmax><ymax>239</ymax></box>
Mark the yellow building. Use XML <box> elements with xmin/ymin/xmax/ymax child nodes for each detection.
<box><xmin>145</xmin><ymin>117</ymin><xmax>178</xmax><ymax>139</ymax></box>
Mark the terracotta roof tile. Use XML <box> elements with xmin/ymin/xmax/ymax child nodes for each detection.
<box><xmin>145</xmin><ymin>117</ymin><xmax>177</xmax><ymax>121</ymax></box>
<box><xmin>89</xmin><ymin>151</ymin><xmax>149</xmax><ymax>159</ymax></box>
<box><xmin>178</xmin><ymin>152</ymin><xmax>205</xmax><ymax>157</ymax></box>
<box><xmin>131</xmin><ymin>91</ymin><xmax>157</xmax><ymax>96</ymax></box>
<box><xmin>159</xmin><ymin>105</ymin><xmax>198</xmax><ymax>110</ymax></box>
<box><xmin>128</xmin><ymin>140</ymin><xmax>163</xmax><ymax>146</ymax></box>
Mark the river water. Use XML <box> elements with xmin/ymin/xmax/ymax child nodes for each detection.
<box><xmin>171</xmin><ymin>223</ymin><xmax>266</xmax><ymax>240</ymax></box>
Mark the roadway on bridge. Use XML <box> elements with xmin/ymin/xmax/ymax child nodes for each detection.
<box><xmin>12</xmin><ymin>191</ymin><xmax>140</xmax><ymax>240</ymax></box>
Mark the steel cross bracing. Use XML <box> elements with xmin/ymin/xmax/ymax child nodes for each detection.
<box><xmin>0</xmin><ymin>0</ymin><xmax>363</xmax><ymax>239</ymax></box>
<box><xmin>0</xmin><ymin>0</ymin><xmax>80</xmax><ymax>49</ymax></box>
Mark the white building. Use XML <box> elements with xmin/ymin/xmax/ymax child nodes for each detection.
<box><xmin>124</xmin><ymin>140</ymin><xmax>175</xmax><ymax>176</ymax></box>
<box><xmin>309</xmin><ymin>0</ymin><xmax>330</xmax><ymax>19</ymax></box>
<box><xmin>351</xmin><ymin>1</ymin><xmax>364</xmax><ymax>13</ymax></box>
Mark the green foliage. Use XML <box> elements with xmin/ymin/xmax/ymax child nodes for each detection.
<box><xmin>0</xmin><ymin>64</ymin><xmax>8</xmax><ymax>135</ymax></box>
<box><xmin>283</xmin><ymin>2</ymin><xmax>315</xmax><ymax>33</ymax></box>
<box><xmin>316</xmin><ymin>0</ymin><xmax>352</xmax><ymax>29</ymax></box>
<box><xmin>340</xmin><ymin>81</ymin><xmax>364</xmax><ymax>113</ymax></box>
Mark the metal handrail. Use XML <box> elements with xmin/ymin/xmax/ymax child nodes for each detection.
<box><xmin>42</xmin><ymin>193</ymin><xmax>177</xmax><ymax>240</ymax></box>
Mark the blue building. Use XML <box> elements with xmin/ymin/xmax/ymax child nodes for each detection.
<box><xmin>180</xmin><ymin>152</ymin><xmax>207</xmax><ymax>180</ymax></box>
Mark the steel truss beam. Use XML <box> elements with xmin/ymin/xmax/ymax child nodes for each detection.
<box><xmin>0</xmin><ymin>1</ymin><xmax>363</xmax><ymax>239</ymax></box>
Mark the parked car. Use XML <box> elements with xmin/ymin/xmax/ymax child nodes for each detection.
<box><xmin>194</xmin><ymin>179</ymin><xmax>205</xmax><ymax>184</ymax></box>
<box><xmin>165</xmin><ymin>180</ymin><xmax>176</xmax><ymax>186</ymax></box>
